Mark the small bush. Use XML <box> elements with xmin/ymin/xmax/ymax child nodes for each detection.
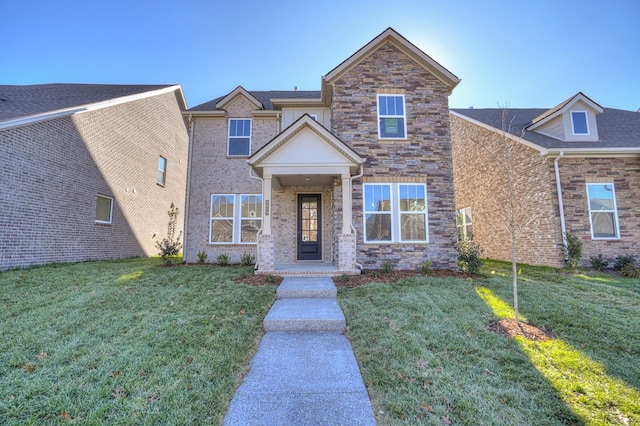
<box><xmin>265</xmin><ymin>275</ymin><xmax>275</xmax><ymax>284</ymax></box>
<box><xmin>216</xmin><ymin>253</ymin><xmax>230</xmax><ymax>266</ymax></box>
<box><xmin>339</xmin><ymin>274</ymin><xmax>350</xmax><ymax>282</ymax></box>
<box><xmin>196</xmin><ymin>250</ymin><xmax>208</xmax><ymax>264</ymax></box>
<box><xmin>559</xmin><ymin>232</ymin><xmax>582</xmax><ymax>269</ymax></box>
<box><xmin>240</xmin><ymin>252</ymin><xmax>256</xmax><ymax>267</ymax></box>
<box><xmin>456</xmin><ymin>240</ymin><xmax>483</xmax><ymax>274</ymax></box>
<box><xmin>589</xmin><ymin>254</ymin><xmax>609</xmax><ymax>271</ymax></box>
<box><xmin>621</xmin><ymin>264</ymin><xmax>640</xmax><ymax>278</ymax></box>
<box><xmin>420</xmin><ymin>259</ymin><xmax>432</xmax><ymax>276</ymax></box>
<box><xmin>614</xmin><ymin>254</ymin><xmax>637</xmax><ymax>271</ymax></box>
<box><xmin>381</xmin><ymin>259</ymin><xmax>393</xmax><ymax>274</ymax></box>
<box><xmin>155</xmin><ymin>203</ymin><xmax>183</xmax><ymax>266</ymax></box>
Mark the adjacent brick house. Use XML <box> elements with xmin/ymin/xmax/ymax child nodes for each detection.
<box><xmin>0</xmin><ymin>84</ymin><xmax>189</xmax><ymax>270</ymax></box>
<box><xmin>184</xmin><ymin>28</ymin><xmax>461</xmax><ymax>274</ymax></box>
<box><xmin>451</xmin><ymin>92</ymin><xmax>640</xmax><ymax>267</ymax></box>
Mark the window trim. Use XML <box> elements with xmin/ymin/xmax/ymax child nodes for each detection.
<box><xmin>363</xmin><ymin>182</ymin><xmax>428</xmax><ymax>244</ymax></box>
<box><xmin>377</xmin><ymin>94</ymin><xmax>407</xmax><ymax>140</ymax></box>
<box><xmin>456</xmin><ymin>207</ymin><xmax>473</xmax><ymax>240</ymax></box>
<box><xmin>586</xmin><ymin>183</ymin><xmax>620</xmax><ymax>240</ymax></box>
<box><xmin>227</xmin><ymin>118</ymin><xmax>252</xmax><ymax>157</ymax></box>
<box><xmin>157</xmin><ymin>156</ymin><xmax>167</xmax><ymax>186</ymax></box>
<box><xmin>209</xmin><ymin>193</ymin><xmax>262</xmax><ymax>245</ymax></box>
<box><xmin>571</xmin><ymin>111</ymin><xmax>589</xmax><ymax>135</ymax></box>
<box><xmin>95</xmin><ymin>195</ymin><xmax>113</xmax><ymax>224</ymax></box>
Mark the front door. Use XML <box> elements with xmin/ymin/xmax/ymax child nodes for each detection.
<box><xmin>297</xmin><ymin>194</ymin><xmax>322</xmax><ymax>260</ymax></box>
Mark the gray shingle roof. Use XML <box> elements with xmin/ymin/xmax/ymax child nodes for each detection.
<box><xmin>189</xmin><ymin>90</ymin><xmax>321</xmax><ymax>112</ymax></box>
<box><xmin>451</xmin><ymin>107</ymin><xmax>640</xmax><ymax>149</ymax></box>
<box><xmin>0</xmin><ymin>83</ymin><xmax>174</xmax><ymax>122</ymax></box>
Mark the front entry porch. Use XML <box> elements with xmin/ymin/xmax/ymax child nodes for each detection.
<box><xmin>256</xmin><ymin>262</ymin><xmax>360</xmax><ymax>277</ymax></box>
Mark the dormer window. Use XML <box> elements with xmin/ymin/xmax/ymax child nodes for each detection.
<box><xmin>571</xmin><ymin>111</ymin><xmax>589</xmax><ymax>135</ymax></box>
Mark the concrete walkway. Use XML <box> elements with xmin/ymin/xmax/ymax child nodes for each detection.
<box><xmin>224</xmin><ymin>277</ymin><xmax>377</xmax><ymax>426</ymax></box>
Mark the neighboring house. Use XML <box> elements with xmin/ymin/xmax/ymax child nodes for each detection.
<box><xmin>0</xmin><ymin>84</ymin><xmax>189</xmax><ymax>270</ymax></box>
<box><xmin>451</xmin><ymin>92</ymin><xmax>640</xmax><ymax>267</ymax></box>
<box><xmin>183</xmin><ymin>28</ymin><xmax>461</xmax><ymax>275</ymax></box>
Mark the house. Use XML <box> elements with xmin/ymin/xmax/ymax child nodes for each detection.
<box><xmin>0</xmin><ymin>84</ymin><xmax>189</xmax><ymax>270</ymax></box>
<box><xmin>451</xmin><ymin>92</ymin><xmax>640</xmax><ymax>268</ymax></box>
<box><xmin>183</xmin><ymin>28</ymin><xmax>461</xmax><ymax>275</ymax></box>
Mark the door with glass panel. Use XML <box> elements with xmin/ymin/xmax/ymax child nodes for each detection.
<box><xmin>297</xmin><ymin>194</ymin><xmax>322</xmax><ymax>260</ymax></box>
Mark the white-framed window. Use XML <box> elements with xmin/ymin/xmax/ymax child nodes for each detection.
<box><xmin>456</xmin><ymin>207</ymin><xmax>473</xmax><ymax>240</ymax></box>
<box><xmin>571</xmin><ymin>111</ymin><xmax>589</xmax><ymax>135</ymax></box>
<box><xmin>363</xmin><ymin>183</ymin><xmax>427</xmax><ymax>243</ymax></box>
<box><xmin>377</xmin><ymin>94</ymin><xmax>406</xmax><ymax>139</ymax></box>
<box><xmin>210</xmin><ymin>194</ymin><xmax>262</xmax><ymax>244</ymax></box>
<box><xmin>95</xmin><ymin>195</ymin><xmax>113</xmax><ymax>224</ymax></box>
<box><xmin>157</xmin><ymin>156</ymin><xmax>167</xmax><ymax>186</ymax></box>
<box><xmin>586</xmin><ymin>183</ymin><xmax>619</xmax><ymax>239</ymax></box>
<box><xmin>228</xmin><ymin>119</ymin><xmax>252</xmax><ymax>156</ymax></box>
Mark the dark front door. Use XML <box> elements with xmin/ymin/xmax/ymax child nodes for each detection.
<box><xmin>297</xmin><ymin>194</ymin><xmax>322</xmax><ymax>260</ymax></box>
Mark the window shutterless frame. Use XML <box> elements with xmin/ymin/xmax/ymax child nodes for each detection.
<box><xmin>586</xmin><ymin>183</ymin><xmax>620</xmax><ymax>240</ymax></box>
<box><xmin>227</xmin><ymin>118</ymin><xmax>252</xmax><ymax>156</ymax></box>
<box><xmin>571</xmin><ymin>111</ymin><xmax>589</xmax><ymax>135</ymax></box>
<box><xmin>95</xmin><ymin>195</ymin><xmax>113</xmax><ymax>224</ymax></box>
<box><xmin>157</xmin><ymin>156</ymin><xmax>167</xmax><ymax>186</ymax></box>
<box><xmin>377</xmin><ymin>94</ymin><xmax>407</xmax><ymax>139</ymax></box>
<box><xmin>210</xmin><ymin>194</ymin><xmax>262</xmax><ymax>244</ymax></box>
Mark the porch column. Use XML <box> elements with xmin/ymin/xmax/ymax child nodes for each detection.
<box><xmin>262</xmin><ymin>174</ymin><xmax>272</xmax><ymax>234</ymax></box>
<box><xmin>257</xmin><ymin>174</ymin><xmax>274</xmax><ymax>272</ymax></box>
<box><xmin>341</xmin><ymin>172</ymin><xmax>352</xmax><ymax>234</ymax></box>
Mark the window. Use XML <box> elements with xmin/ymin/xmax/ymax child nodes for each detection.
<box><xmin>456</xmin><ymin>207</ymin><xmax>473</xmax><ymax>240</ymax></box>
<box><xmin>571</xmin><ymin>111</ymin><xmax>589</xmax><ymax>135</ymax></box>
<box><xmin>157</xmin><ymin>156</ymin><xmax>167</xmax><ymax>186</ymax></box>
<box><xmin>587</xmin><ymin>183</ymin><xmax>619</xmax><ymax>239</ymax></box>
<box><xmin>95</xmin><ymin>195</ymin><xmax>113</xmax><ymax>224</ymax></box>
<box><xmin>363</xmin><ymin>183</ymin><xmax>427</xmax><ymax>243</ymax></box>
<box><xmin>377</xmin><ymin>95</ymin><xmax>406</xmax><ymax>139</ymax></box>
<box><xmin>228</xmin><ymin>119</ymin><xmax>251</xmax><ymax>156</ymax></box>
<box><xmin>210</xmin><ymin>194</ymin><xmax>262</xmax><ymax>244</ymax></box>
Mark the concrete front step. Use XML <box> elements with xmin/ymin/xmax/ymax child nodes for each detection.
<box><xmin>264</xmin><ymin>298</ymin><xmax>346</xmax><ymax>332</ymax></box>
<box><xmin>277</xmin><ymin>277</ymin><xmax>337</xmax><ymax>299</ymax></box>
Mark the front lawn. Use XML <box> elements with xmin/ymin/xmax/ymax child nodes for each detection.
<box><xmin>0</xmin><ymin>258</ymin><xmax>276</xmax><ymax>425</ymax></box>
<box><xmin>339</xmin><ymin>260</ymin><xmax>640</xmax><ymax>425</ymax></box>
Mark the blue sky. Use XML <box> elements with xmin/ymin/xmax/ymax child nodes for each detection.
<box><xmin>2</xmin><ymin>0</ymin><xmax>639</xmax><ymax>111</ymax></box>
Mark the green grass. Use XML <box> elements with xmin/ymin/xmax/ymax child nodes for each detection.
<box><xmin>0</xmin><ymin>258</ymin><xmax>276</xmax><ymax>425</ymax></box>
<box><xmin>339</xmin><ymin>259</ymin><xmax>640</xmax><ymax>425</ymax></box>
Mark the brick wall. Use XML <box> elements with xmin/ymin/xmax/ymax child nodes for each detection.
<box><xmin>451</xmin><ymin>114</ymin><xmax>566</xmax><ymax>267</ymax></box>
<box><xmin>558</xmin><ymin>157</ymin><xmax>640</xmax><ymax>266</ymax></box>
<box><xmin>0</xmin><ymin>90</ymin><xmax>189</xmax><ymax>270</ymax></box>
<box><xmin>330</xmin><ymin>43</ymin><xmax>459</xmax><ymax>270</ymax></box>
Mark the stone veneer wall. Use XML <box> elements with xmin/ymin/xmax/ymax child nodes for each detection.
<box><xmin>330</xmin><ymin>43</ymin><xmax>459</xmax><ymax>270</ymax></box>
<box><xmin>557</xmin><ymin>157</ymin><xmax>640</xmax><ymax>266</ymax></box>
<box><xmin>450</xmin><ymin>114</ymin><xmax>564</xmax><ymax>267</ymax></box>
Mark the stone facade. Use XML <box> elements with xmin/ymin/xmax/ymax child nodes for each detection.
<box><xmin>0</xmin><ymin>90</ymin><xmax>189</xmax><ymax>270</ymax></box>
<box><xmin>330</xmin><ymin>44</ymin><xmax>459</xmax><ymax>270</ymax></box>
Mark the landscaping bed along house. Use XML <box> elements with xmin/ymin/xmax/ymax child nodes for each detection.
<box><xmin>1</xmin><ymin>257</ymin><xmax>639</xmax><ymax>425</ymax></box>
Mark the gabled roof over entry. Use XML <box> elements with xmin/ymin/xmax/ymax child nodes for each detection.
<box><xmin>323</xmin><ymin>27</ymin><xmax>460</xmax><ymax>95</ymax></box>
<box><xmin>248</xmin><ymin>114</ymin><xmax>363</xmax><ymax>182</ymax></box>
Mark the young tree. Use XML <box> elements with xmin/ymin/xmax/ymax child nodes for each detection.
<box><xmin>156</xmin><ymin>203</ymin><xmax>183</xmax><ymax>265</ymax></box>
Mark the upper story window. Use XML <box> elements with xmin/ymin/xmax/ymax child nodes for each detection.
<box><xmin>377</xmin><ymin>95</ymin><xmax>406</xmax><ymax>139</ymax></box>
<box><xmin>157</xmin><ymin>156</ymin><xmax>167</xmax><ymax>186</ymax></box>
<box><xmin>228</xmin><ymin>119</ymin><xmax>251</xmax><ymax>156</ymax></box>
<box><xmin>95</xmin><ymin>195</ymin><xmax>113</xmax><ymax>224</ymax></box>
<box><xmin>571</xmin><ymin>111</ymin><xmax>589</xmax><ymax>135</ymax></box>
<box><xmin>586</xmin><ymin>183</ymin><xmax>619</xmax><ymax>239</ymax></box>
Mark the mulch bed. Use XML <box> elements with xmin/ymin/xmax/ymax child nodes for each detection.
<box><xmin>487</xmin><ymin>319</ymin><xmax>555</xmax><ymax>341</ymax></box>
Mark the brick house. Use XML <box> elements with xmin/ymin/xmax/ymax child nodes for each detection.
<box><xmin>451</xmin><ymin>92</ymin><xmax>640</xmax><ymax>267</ymax></box>
<box><xmin>0</xmin><ymin>84</ymin><xmax>189</xmax><ymax>270</ymax></box>
<box><xmin>183</xmin><ymin>28</ymin><xmax>461</xmax><ymax>275</ymax></box>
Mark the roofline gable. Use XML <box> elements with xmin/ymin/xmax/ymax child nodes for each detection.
<box><xmin>323</xmin><ymin>27</ymin><xmax>460</xmax><ymax>94</ymax></box>
<box><xmin>528</xmin><ymin>92</ymin><xmax>604</xmax><ymax>131</ymax></box>
<box><xmin>215</xmin><ymin>86</ymin><xmax>263</xmax><ymax>110</ymax></box>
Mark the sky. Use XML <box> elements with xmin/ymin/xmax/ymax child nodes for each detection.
<box><xmin>2</xmin><ymin>0</ymin><xmax>639</xmax><ymax>111</ymax></box>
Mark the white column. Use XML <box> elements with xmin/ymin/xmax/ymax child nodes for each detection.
<box><xmin>341</xmin><ymin>172</ymin><xmax>352</xmax><ymax>234</ymax></box>
<box><xmin>263</xmin><ymin>174</ymin><xmax>272</xmax><ymax>235</ymax></box>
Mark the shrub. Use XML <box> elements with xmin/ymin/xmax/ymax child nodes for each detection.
<box><xmin>559</xmin><ymin>232</ymin><xmax>582</xmax><ymax>269</ymax></box>
<box><xmin>456</xmin><ymin>239</ymin><xmax>483</xmax><ymax>274</ymax></box>
<box><xmin>339</xmin><ymin>274</ymin><xmax>350</xmax><ymax>282</ymax></box>
<box><xmin>216</xmin><ymin>253</ymin><xmax>230</xmax><ymax>266</ymax></box>
<box><xmin>196</xmin><ymin>250</ymin><xmax>208</xmax><ymax>264</ymax></box>
<box><xmin>614</xmin><ymin>254</ymin><xmax>637</xmax><ymax>271</ymax></box>
<box><xmin>420</xmin><ymin>259</ymin><xmax>432</xmax><ymax>276</ymax></box>
<box><xmin>589</xmin><ymin>254</ymin><xmax>609</xmax><ymax>271</ymax></box>
<box><xmin>381</xmin><ymin>259</ymin><xmax>393</xmax><ymax>274</ymax></box>
<box><xmin>265</xmin><ymin>275</ymin><xmax>275</xmax><ymax>284</ymax></box>
<box><xmin>155</xmin><ymin>203</ymin><xmax>183</xmax><ymax>265</ymax></box>
<box><xmin>621</xmin><ymin>264</ymin><xmax>640</xmax><ymax>278</ymax></box>
<box><xmin>240</xmin><ymin>252</ymin><xmax>256</xmax><ymax>267</ymax></box>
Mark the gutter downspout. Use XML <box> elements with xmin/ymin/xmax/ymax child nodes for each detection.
<box><xmin>554</xmin><ymin>151</ymin><xmax>567</xmax><ymax>248</ymax></box>
<box><xmin>349</xmin><ymin>166</ymin><xmax>365</xmax><ymax>272</ymax></box>
<box><xmin>182</xmin><ymin>115</ymin><xmax>195</xmax><ymax>262</ymax></box>
<box><xmin>249</xmin><ymin>167</ymin><xmax>264</xmax><ymax>271</ymax></box>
